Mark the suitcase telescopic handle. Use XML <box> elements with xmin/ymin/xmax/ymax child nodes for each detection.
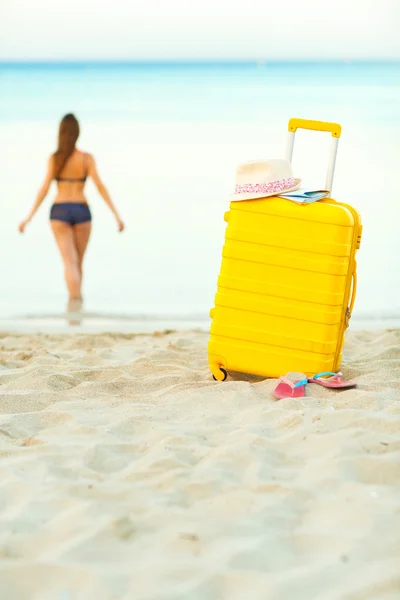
<box><xmin>285</xmin><ymin>118</ymin><xmax>342</xmax><ymax>193</ymax></box>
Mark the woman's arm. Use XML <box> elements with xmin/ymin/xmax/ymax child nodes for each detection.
<box><xmin>88</xmin><ymin>154</ymin><xmax>125</xmax><ymax>232</ymax></box>
<box><xmin>18</xmin><ymin>156</ymin><xmax>54</xmax><ymax>233</ymax></box>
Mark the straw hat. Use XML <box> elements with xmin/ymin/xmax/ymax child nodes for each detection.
<box><xmin>231</xmin><ymin>159</ymin><xmax>301</xmax><ymax>201</ymax></box>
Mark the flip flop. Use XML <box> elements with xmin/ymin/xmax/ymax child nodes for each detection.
<box><xmin>273</xmin><ymin>375</ymin><xmax>308</xmax><ymax>400</ymax></box>
<box><xmin>308</xmin><ymin>372</ymin><xmax>356</xmax><ymax>389</ymax></box>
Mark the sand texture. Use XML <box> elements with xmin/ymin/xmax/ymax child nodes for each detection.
<box><xmin>0</xmin><ymin>329</ymin><xmax>399</xmax><ymax>600</ymax></box>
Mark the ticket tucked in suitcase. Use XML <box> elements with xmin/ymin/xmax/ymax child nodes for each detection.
<box><xmin>208</xmin><ymin>119</ymin><xmax>362</xmax><ymax>381</ymax></box>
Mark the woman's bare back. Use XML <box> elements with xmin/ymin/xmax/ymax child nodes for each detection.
<box><xmin>54</xmin><ymin>149</ymin><xmax>89</xmax><ymax>204</ymax></box>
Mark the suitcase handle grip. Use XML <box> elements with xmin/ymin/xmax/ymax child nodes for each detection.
<box><xmin>349</xmin><ymin>269</ymin><xmax>357</xmax><ymax>314</ymax></box>
<box><xmin>288</xmin><ymin>118</ymin><xmax>341</xmax><ymax>138</ymax></box>
<box><xmin>346</xmin><ymin>268</ymin><xmax>357</xmax><ymax>327</ymax></box>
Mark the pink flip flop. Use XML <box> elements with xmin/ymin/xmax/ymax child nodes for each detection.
<box><xmin>308</xmin><ymin>372</ymin><xmax>356</xmax><ymax>389</ymax></box>
<box><xmin>273</xmin><ymin>375</ymin><xmax>308</xmax><ymax>400</ymax></box>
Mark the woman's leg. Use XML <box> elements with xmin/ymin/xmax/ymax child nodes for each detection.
<box><xmin>73</xmin><ymin>222</ymin><xmax>92</xmax><ymax>293</ymax></box>
<box><xmin>50</xmin><ymin>220</ymin><xmax>82</xmax><ymax>299</ymax></box>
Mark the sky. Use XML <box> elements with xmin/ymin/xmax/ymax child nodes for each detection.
<box><xmin>1</xmin><ymin>0</ymin><xmax>399</xmax><ymax>61</ymax></box>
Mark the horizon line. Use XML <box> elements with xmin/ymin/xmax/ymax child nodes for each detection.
<box><xmin>1</xmin><ymin>58</ymin><xmax>399</xmax><ymax>67</ymax></box>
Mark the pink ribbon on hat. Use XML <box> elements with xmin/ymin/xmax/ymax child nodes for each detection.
<box><xmin>235</xmin><ymin>177</ymin><xmax>295</xmax><ymax>195</ymax></box>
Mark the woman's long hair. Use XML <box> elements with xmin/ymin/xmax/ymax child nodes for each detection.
<box><xmin>53</xmin><ymin>113</ymin><xmax>80</xmax><ymax>178</ymax></box>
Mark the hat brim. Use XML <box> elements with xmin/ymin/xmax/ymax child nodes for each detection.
<box><xmin>230</xmin><ymin>179</ymin><xmax>302</xmax><ymax>202</ymax></box>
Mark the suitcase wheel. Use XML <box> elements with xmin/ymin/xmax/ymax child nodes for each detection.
<box><xmin>212</xmin><ymin>368</ymin><xmax>228</xmax><ymax>382</ymax></box>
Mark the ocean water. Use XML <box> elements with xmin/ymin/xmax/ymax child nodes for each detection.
<box><xmin>1</xmin><ymin>61</ymin><xmax>399</xmax><ymax>322</ymax></box>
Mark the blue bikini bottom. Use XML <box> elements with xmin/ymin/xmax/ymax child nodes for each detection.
<box><xmin>50</xmin><ymin>202</ymin><xmax>92</xmax><ymax>226</ymax></box>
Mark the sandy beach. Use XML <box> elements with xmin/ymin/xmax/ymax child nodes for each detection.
<box><xmin>0</xmin><ymin>328</ymin><xmax>399</xmax><ymax>600</ymax></box>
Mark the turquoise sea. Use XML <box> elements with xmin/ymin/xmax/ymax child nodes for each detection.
<box><xmin>1</xmin><ymin>61</ymin><xmax>399</xmax><ymax>322</ymax></box>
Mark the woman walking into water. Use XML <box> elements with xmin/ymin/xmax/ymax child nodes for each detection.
<box><xmin>18</xmin><ymin>113</ymin><xmax>124</xmax><ymax>314</ymax></box>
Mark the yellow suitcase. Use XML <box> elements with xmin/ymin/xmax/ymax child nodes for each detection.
<box><xmin>209</xmin><ymin>119</ymin><xmax>362</xmax><ymax>381</ymax></box>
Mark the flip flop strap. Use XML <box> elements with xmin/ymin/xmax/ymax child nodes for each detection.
<box><xmin>294</xmin><ymin>378</ymin><xmax>308</xmax><ymax>388</ymax></box>
<box><xmin>280</xmin><ymin>376</ymin><xmax>308</xmax><ymax>389</ymax></box>
<box><xmin>312</xmin><ymin>371</ymin><xmax>342</xmax><ymax>381</ymax></box>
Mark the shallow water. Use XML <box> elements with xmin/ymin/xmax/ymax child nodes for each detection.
<box><xmin>1</xmin><ymin>61</ymin><xmax>399</xmax><ymax>320</ymax></box>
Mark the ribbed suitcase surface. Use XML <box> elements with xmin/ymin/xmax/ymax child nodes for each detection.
<box><xmin>208</xmin><ymin>197</ymin><xmax>362</xmax><ymax>380</ymax></box>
